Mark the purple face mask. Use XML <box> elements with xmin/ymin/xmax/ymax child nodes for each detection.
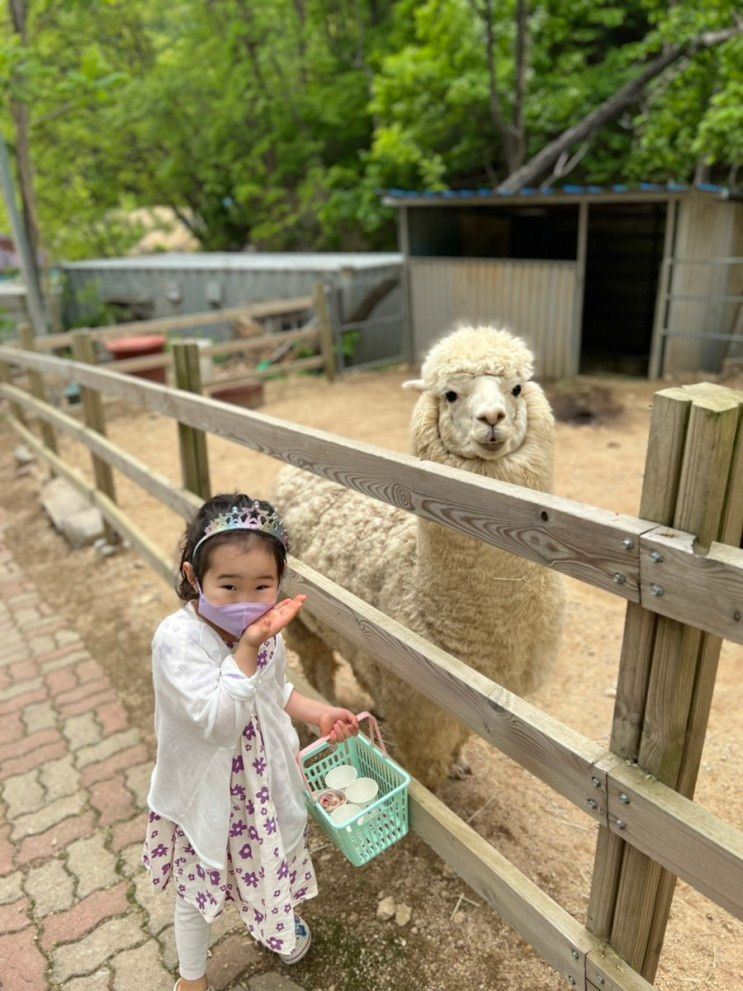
<box><xmin>196</xmin><ymin>582</ymin><xmax>277</xmax><ymax>640</ymax></box>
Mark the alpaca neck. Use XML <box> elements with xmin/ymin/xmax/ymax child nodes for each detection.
<box><xmin>409</xmin><ymin>387</ymin><xmax>554</xmax><ymax>651</ymax></box>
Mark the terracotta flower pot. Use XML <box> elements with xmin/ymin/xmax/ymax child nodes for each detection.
<box><xmin>210</xmin><ymin>381</ymin><xmax>264</xmax><ymax>409</ymax></box>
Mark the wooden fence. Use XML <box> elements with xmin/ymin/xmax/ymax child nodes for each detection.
<box><xmin>4</xmin><ymin>286</ymin><xmax>336</xmax><ymax>394</ymax></box>
<box><xmin>0</xmin><ymin>338</ymin><xmax>741</xmax><ymax>991</ymax></box>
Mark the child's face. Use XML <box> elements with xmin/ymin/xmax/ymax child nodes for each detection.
<box><xmin>199</xmin><ymin>543</ymin><xmax>279</xmax><ymax>605</ymax></box>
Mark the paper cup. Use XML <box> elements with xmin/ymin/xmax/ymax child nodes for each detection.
<box><xmin>325</xmin><ymin>764</ymin><xmax>358</xmax><ymax>790</ymax></box>
<box><xmin>330</xmin><ymin>803</ymin><xmax>362</xmax><ymax>826</ymax></box>
<box><xmin>344</xmin><ymin>776</ymin><xmax>379</xmax><ymax>808</ymax></box>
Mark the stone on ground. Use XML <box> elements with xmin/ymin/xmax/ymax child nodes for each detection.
<box><xmin>40</xmin><ymin>476</ymin><xmax>104</xmax><ymax>547</ymax></box>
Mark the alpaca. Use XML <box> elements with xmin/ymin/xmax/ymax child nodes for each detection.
<box><xmin>272</xmin><ymin>326</ymin><xmax>565</xmax><ymax>789</ymax></box>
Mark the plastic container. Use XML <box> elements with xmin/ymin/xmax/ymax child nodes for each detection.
<box><xmin>105</xmin><ymin>335</ymin><xmax>167</xmax><ymax>384</ymax></box>
<box><xmin>299</xmin><ymin>711</ymin><xmax>410</xmax><ymax>867</ymax></box>
<box><xmin>209</xmin><ymin>381</ymin><xmax>264</xmax><ymax>409</ymax></box>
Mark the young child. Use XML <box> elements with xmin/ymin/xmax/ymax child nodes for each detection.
<box><xmin>142</xmin><ymin>493</ymin><xmax>359</xmax><ymax>991</ymax></box>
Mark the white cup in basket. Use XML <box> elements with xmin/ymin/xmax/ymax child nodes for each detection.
<box><xmin>330</xmin><ymin>803</ymin><xmax>363</xmax><ymax>826</ymax></box>
<box><xmin>325</xmin><ymin>764</ymin><xmax>358</xmax><ymax>790</ymax></box>
<box><xmin>344</xmin><ymin>776</ymin><xmax>379</xmax><ymax>808</ymax></box>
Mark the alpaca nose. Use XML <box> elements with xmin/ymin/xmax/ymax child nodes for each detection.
<box><xmin>477</xmin><ymin>408</ymin><xmax>506</xmax><ymax>426</ymax></box>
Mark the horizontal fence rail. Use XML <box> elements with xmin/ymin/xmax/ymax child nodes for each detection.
<box><xmin>1</xmin><ymin>345</ymin><xmax>742</xmax><ymax>646</ymax></box>
<box><xmin>7</xmin><ymin>296</ymin><xmax>315</xmax><ymax>351</ymax></box>
<box><xmin>1</xmin><ymin>382</ymin><xmax>741</xmax><ymax>924</ymax></box>
<box><xmin>292</xmin><ymin>667</ymin><xmax>656</xmax><ymax>991</ymax></box>
<box><xmin>59</xmin><ymin>325</ymin><xmax>322</xmax><ymax>377</ymax></box>
<box><xmin>0</xmin><ymin>408</ymin><xmax>656</xmax><ymax>991</ymax></box>
<box><xmin>3</xmin><ymin>342</ymin><xmax>743</xmax><ymax>991</ymax></box>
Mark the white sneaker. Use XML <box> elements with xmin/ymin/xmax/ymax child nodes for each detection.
<box><xmin>173</xmin><ymin>981</ymin><xmax>214</xmax><ymax>990</ymax></box>
<box><xmin>277</xmin><ymin>914</ymin><xmax>312</xmax><ymax>965</ymax></box>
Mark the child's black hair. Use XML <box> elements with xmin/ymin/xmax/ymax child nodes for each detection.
<box><xmin>176</xmin><ymin>493</ymin><xmax>287</xmax><ymax>602</ymax></box>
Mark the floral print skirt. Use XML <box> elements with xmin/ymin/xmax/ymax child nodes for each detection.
<box><xmin>142</xmin><ymin>720</ymin><xmax>318</xmax><ymax>955</ymax></box>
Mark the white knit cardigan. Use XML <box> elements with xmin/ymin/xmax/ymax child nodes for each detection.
<box><xmin>146</xmin><ymin>602</ymin><xmax>308</xmax><ymax>869</ymax></box>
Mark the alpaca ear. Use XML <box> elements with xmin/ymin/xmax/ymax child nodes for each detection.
<box><xmin>402</xmin><ymin>379</ymin><xmax>426</xmax><ymax>391</ymax></box>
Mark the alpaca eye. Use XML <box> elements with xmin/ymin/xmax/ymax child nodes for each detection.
<box><xmin>512</xmin><ymin>384</ymin><xmax>522</xmax><ymax>397</ymax></box>
<box><xmin>444</xmin><ymin>391</ymin><xmax>458</xmax><ymax>403</ymax></box>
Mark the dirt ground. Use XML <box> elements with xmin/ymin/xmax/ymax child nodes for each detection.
<box><xmin>0</xmin><ymin>366</ymin><xmax>741</xmax><ymax>991</ymax></box>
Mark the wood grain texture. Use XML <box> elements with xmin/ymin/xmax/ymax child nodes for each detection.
<box><xmin>610</xmin><ymin>387</ymin><xmax>742</xmax><ymax>975</ymax></box>
<box><xmin>283</xmin><ymin>559</ymin><xmax>606</xmax><ymax>818</ymax></box>
<box><xmin>587</xmin><ymin>388</ymin><xmax>694</xmax><ymax>942</ymax></box>
<box><xmin>103</xmin><ymin>352</ymin><xmax>172</xmax><ymax>375</ymax></box>
<box><xmin>0</xmin><ymin>357</ymin><xmax>27</xmax><ymax>424</ymax></box>
<box><xmin>409</xmin><ymin>778</ymin><xmax>588</xmax><ymax>987</ymax></box>
<box><xmin>18</xmin><ymin>323</ymin><xmax>58</xmax><ymax>454</ymax></box>
<box><xmin>641</xmin><ymin>395</ymin><xmax>743</xmax><ymax>977</ymax></box>
<box><xmin>70</xmin><ymin>332</ymin><xmax>117</xmax><ymax>543</ymax></box>
<box><xmin>586</xmin><ymin>946</ymin><xmax>656</xmax><ymax>991</ymax></box>
<box><xmin>0</xmin><ymin>402</ymin><xmax>736</xmax><ymax>991</ymax></box>
<box><xmin>20</xmin><ymin>295</ymin><xmax>314</xmax><ymax>351</ymax></box>
<box><xmin>173</xmin><ymin>341</ymin><xmax>211</xmax><ymax>500</ymax></box>
<box><xmin>206</xmin><ymin>325</ymin><xmax>319</xmax><ymax>359</ymax></box>
<box><xmin>0</xmin><ymin>383</ymin><xmax>200</xmax><ymax>521</ymax></box>
<box><xmin>639</xmin><ymin>529</ymin><xmax>743</xmax><ymax>642</ymax></box>
<box><xmin>3</xmin><ymin>347</ymin><xmax>742</xmax><ymax>642</ymax></box>
<box><xmin>313</xmin><ymin>282</ymin><xmax>336</xmax><ymax>381</ymax></box>
<box><xmin>606</xmin><ymin>762</ymin><xmax>743</xmax><ymax>921</ymax></box>
<box><xmin>202</xmin><ymin>355</ymin><xmax>326</xmax><ymax>394</ymax></box>
<box><xmin>0</xmin><ymin>346</ymin><xmax>653</xmax><ymax>604</ymax></box>
<box><xmin>290</xmin><ymin>663</ymin><xmax>652</xmax><ymax>991</ymax></box>
<box><xmin>4</xmin><ymin>416</ymin><xmax>172</xmax><ymax>583</ymax></box>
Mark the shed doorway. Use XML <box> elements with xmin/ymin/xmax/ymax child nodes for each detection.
<box><xmin>579</xmin><ymin>203</ymin><xmax>667</xmax><ymax>376</ymax></box>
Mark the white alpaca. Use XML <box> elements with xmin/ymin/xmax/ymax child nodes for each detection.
<box><xmin>273</xmin><ymin>326</ymin><xmax>565</xmax><ymax>789</ymax></box>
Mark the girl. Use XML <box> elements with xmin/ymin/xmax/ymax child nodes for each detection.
<box><xmin>142</xmin><ymin>493</ymin><xmax>359</xmax><ymax>991</ymax></box>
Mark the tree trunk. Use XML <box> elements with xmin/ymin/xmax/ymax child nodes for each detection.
<box><xmin>499</xmin><ymin>25</ymin><xmax>741</xmax><ymax>193</ymax></box>
<box><xmin>8</xmin><ymin>0</ymin><xmax>44</xmax><ymax>292</ymax></box>
<box><xmin>512</xmin><ymin>0</ymin><xmax>528</xmax><ymax>169</ymax></box>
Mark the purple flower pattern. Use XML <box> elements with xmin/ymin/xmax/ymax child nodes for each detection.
<box><xmin>141</xmin><ymin>694</ymin><xmax>317</xmax><ymax>956</ymax></box>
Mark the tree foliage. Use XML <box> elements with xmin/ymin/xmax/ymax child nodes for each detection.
<box><xmin>0</xmin><ymin>0</ymin><xmax>740</xmax><ymax>259</ymax></box>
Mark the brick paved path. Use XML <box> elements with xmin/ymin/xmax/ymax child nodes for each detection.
<box><xmin>0</xmin><ymin>510</ymin><xmax>305</xmax><ymax>991</ymax></box>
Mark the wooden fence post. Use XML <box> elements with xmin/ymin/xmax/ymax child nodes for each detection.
<box><xmin>0</xmin><ymin>357</ymin><xmax>26</xmax><ymax>425</ymax></box>
<box><xmin>173</xmin><ymin>341</ymin><xmax>211</xmax><ymax>500</ymax></box>
<box><xmin>71</xmin><ymin>331</ymin><xmax>118</xmax><ymax>543</ymax></box>
<box><xmin>587</xmin><ymin>382</ymin><xmax>743</xmax><ymax>979</ymax></box>
<box><xmin>19</xmin><ymin>321</ymin><xmax>58</xmax><ymax>455</ymax></box>
<box><xmin>313</xmin><ymin>282</ymin><xmax>336</xmax><ymax>382</ymax></box>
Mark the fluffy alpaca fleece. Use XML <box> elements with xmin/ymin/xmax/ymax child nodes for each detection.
<box><xmin>272</xmin><ymin>326</ymin><xmax>565</xmax><ymax>789</ymax></box>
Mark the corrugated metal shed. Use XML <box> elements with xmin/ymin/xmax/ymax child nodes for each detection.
<box><xmin>388</xmin><ymin>184</ymin><xmax>742</xmax><ymax>378</ymax></box>
<box><xmin>64</xmin><ymin>252</ymin><xmax>403</xmax><ymax>271</ymax></box>
<box><xmin>62</xmin><ymin>252</ymin><xmax>406</xmax><ymax>370</ymax></box>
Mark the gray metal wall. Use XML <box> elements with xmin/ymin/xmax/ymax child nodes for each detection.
<box><xmin>663</xmin><ymin>200</ymin><xmax>743</xmax><ymax>373</ymax></box>
<box><xmin>409</xmin><ymin>257</ymin><xmax>578</xmax><ymax>379</ymax></box>
<box><xmin>62</xmin><ymin>255</ymin><xmax>406</xmax><ymax>370</ymax></box>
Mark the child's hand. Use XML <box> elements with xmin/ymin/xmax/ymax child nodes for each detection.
<box><xmin>241</xmin><ymin>595</ymin><xmax>307</xmax><ymax>648</ymax></box>
<box><xmin>318</xmin><ymin>707</ymin><xmax>359</xmax><ymax>744</ymax></box>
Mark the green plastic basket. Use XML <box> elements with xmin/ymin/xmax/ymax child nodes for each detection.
<box><xmin>298</xmin><ymin>712</ymin><xmax>410</xmax><ymax>867</ymax></box>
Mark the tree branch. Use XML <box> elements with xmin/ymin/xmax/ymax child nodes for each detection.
<box><xmin>499</xmin><ymin>24</ymin><xmax>742</xmax><ymax>193</ymax></box>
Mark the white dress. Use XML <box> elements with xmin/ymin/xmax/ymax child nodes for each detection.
<box><xmin>143</xmin><ymin>602</ymin><xmax>317</xmax><ymax>953</ymax></box>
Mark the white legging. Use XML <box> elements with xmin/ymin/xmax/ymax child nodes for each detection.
<box><xmin>175</xmin><ymin>896</ymin><xmax>212</xmax><ymax>980</ymax></box>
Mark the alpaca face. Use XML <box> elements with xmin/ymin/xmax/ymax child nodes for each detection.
<box><xmin>436</xmin><ymin>373</ymin><xmax>528</xmax><ymax>461</ymax></box>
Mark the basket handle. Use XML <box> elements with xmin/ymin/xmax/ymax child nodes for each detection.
<box><xmin>296</xmin><ymin>711</ymin><xmax>386</xmax><ymax>796</ymax></box>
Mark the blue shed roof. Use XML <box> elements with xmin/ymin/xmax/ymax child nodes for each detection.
<box><xmin>383</xmin><ymin>181</ymin><xmax>735</xmax><ymax>207</ymax></box>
